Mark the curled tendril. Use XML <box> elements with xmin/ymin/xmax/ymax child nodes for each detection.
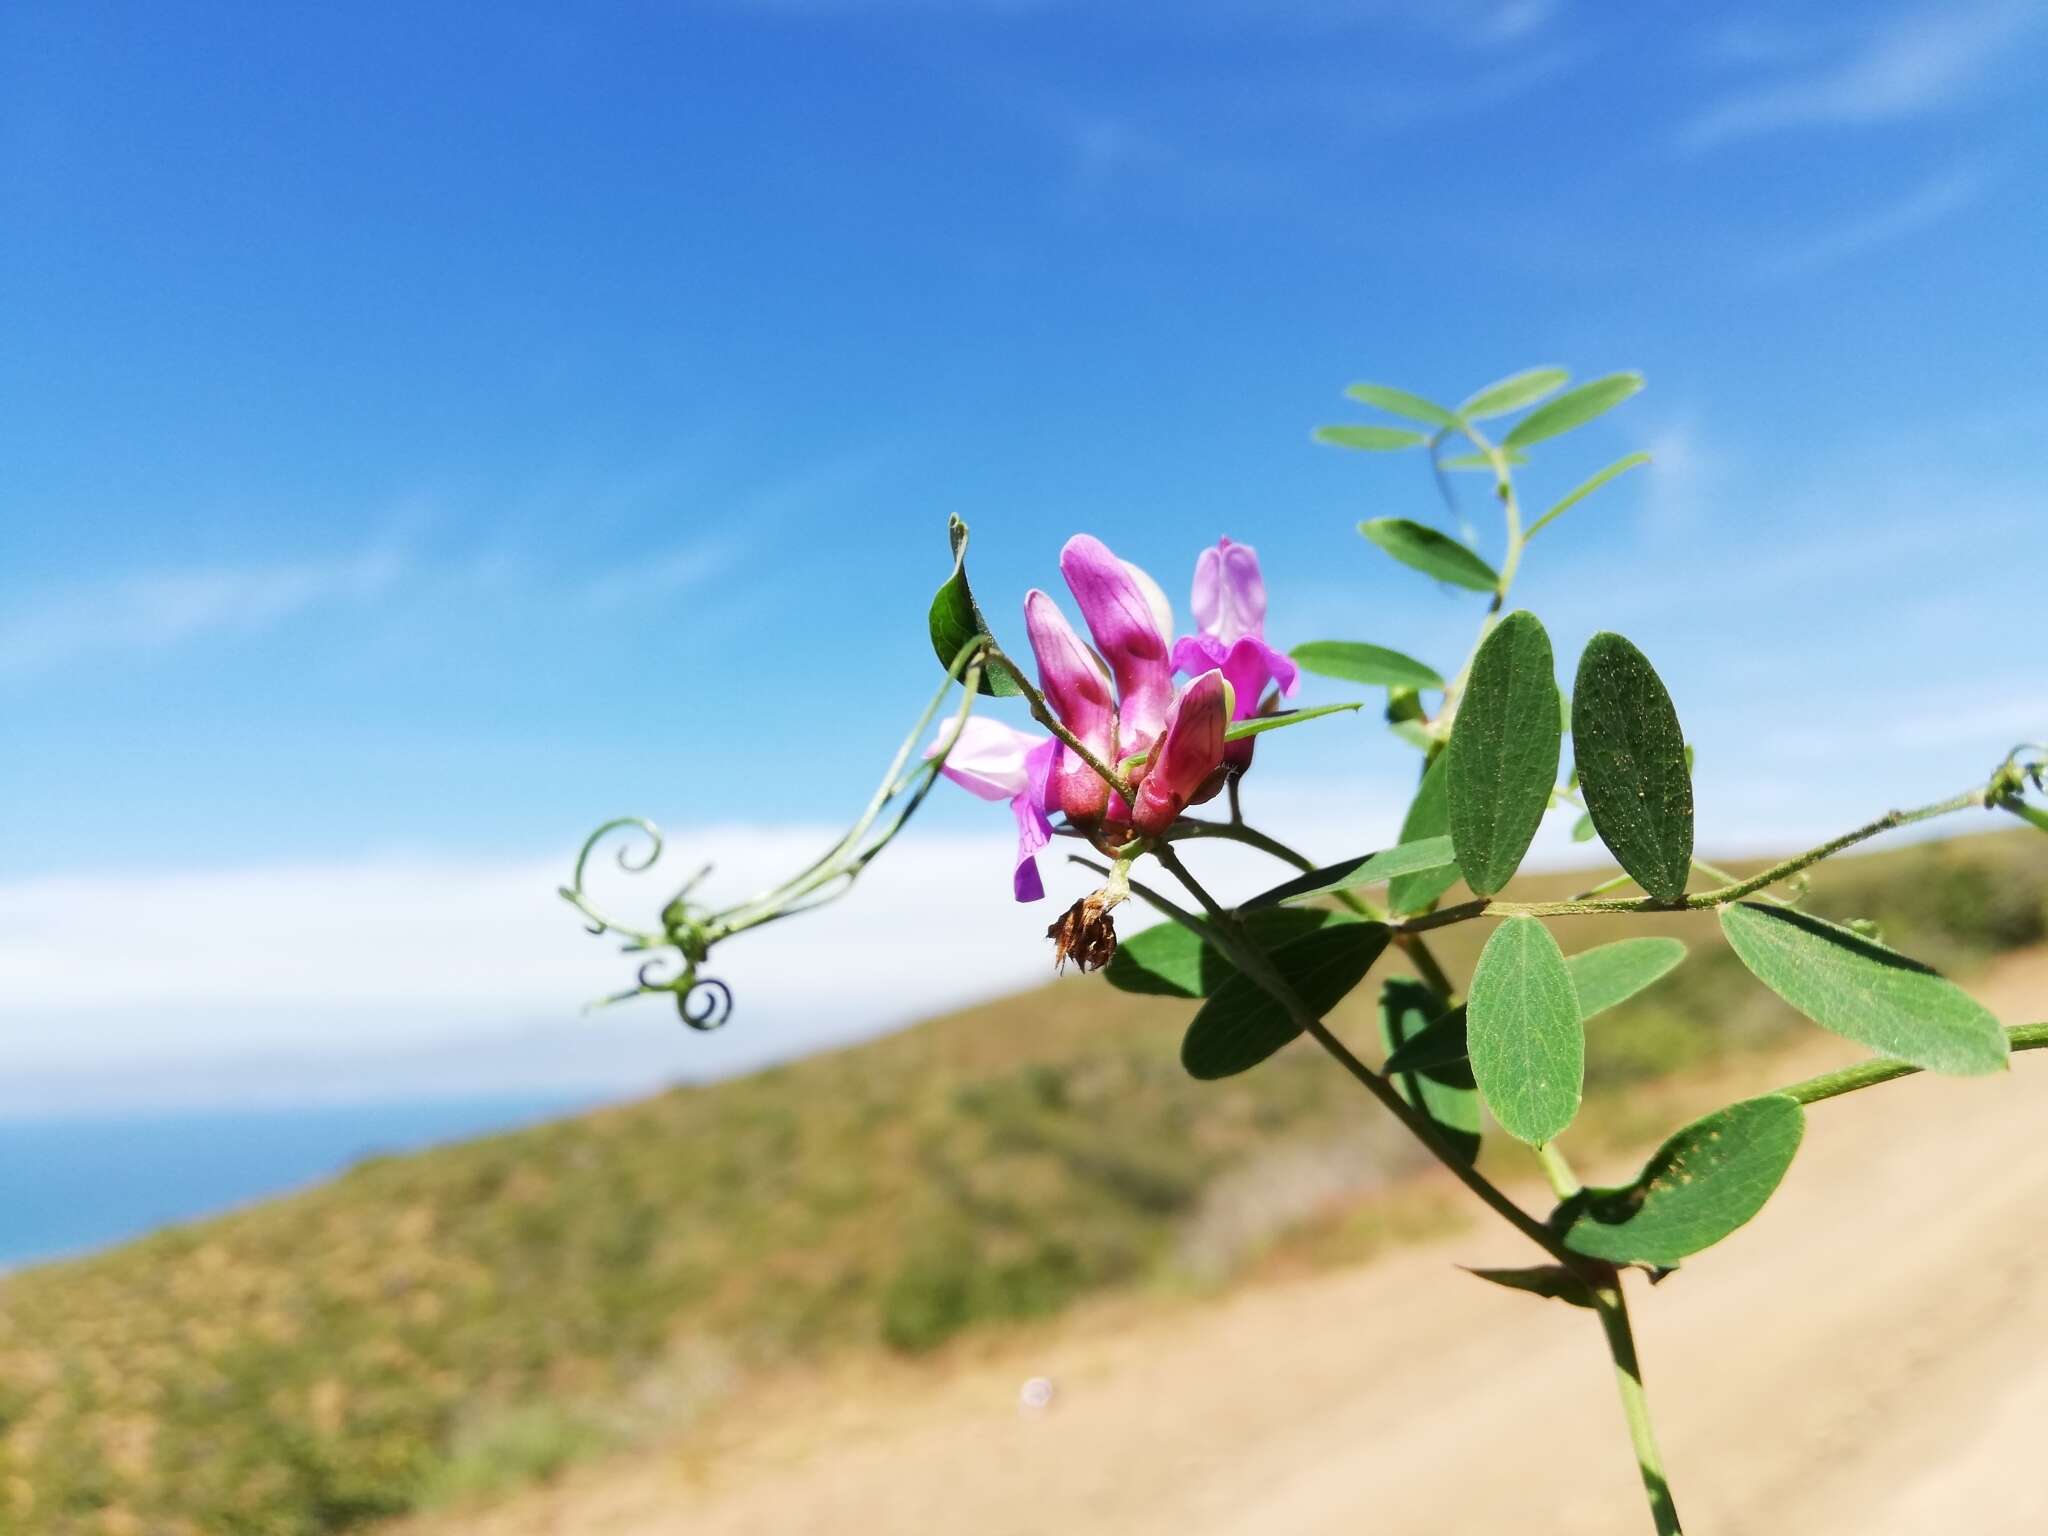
<box><xmin>560</xmin><ymin>818</ymin><xmax>669</xmax><ymax>940</ymax></box>
<box><xmin>677</xmin><ymin>977</ymin><xmax>734</xmax><ymax>1031</ymax></box>
<box><xmin>624</xmin><ymin>956</ymin><xmax>733</xmax><ymax>1030</ymax></box>
<box><xmin>566</xmin><ymin>635</ymin><xmax>988</xmax><ymax>1034</ymax></box>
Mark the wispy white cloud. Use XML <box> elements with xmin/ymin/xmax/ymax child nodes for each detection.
<box><xmin>575</xmin><ymin>538</ymin><xmax>740</xmax><ymax>611</ymax></box>
<box><xmin>1756</xmin><ymin>163</ymin><xmax>1989</xmax><ymax>280</ymax></box>
<box><xmin>0</xmin><ymin>548</ymin><xmax>404</xmax><ymax>680</ymax></box>
<box><xmin>1679</xmin><ymin>1</ymin><xmax>2038</xmax><ymax>151</ymax></box>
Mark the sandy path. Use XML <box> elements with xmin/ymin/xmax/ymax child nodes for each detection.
<box><xmin>426</xmin><ymin>952</ymin><xmax>2048</xmax><ymax>1536</ymax></box>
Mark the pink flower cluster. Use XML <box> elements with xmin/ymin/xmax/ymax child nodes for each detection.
<box><xmin>929</xmin><ymin>535</ymin><xmax>1295</xmax><ymax>900</ymax></box>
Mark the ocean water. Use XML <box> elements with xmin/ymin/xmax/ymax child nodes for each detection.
<box><xmin>0</xmin><ymin>1095</ymin><xmax>588</xmax><ymax>1270</ymax></box>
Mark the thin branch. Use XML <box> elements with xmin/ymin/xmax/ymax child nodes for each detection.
<box><xmin>1778</xmin><ymin>1023</ymin><xmax>2048</xmax><ymax>1105</ymax></box>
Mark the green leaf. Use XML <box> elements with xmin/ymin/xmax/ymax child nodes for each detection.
<box><xmin>1719</xmin><ymin>904</ymin><xmax>2010</xmax><ymax>1075</ymax></box>
<box><xmin>1571</xmin><ymin>633</ymin><xmax>1695</xmax><ymax>902</ymax></box>
<box><xmin>1243</xmin><ymin>837</ymin><xmax>1458</xmax><ymax>908</ymax></box>
<box><xmin>1291</xmin><ymin>640</ymin><xmax>1445</xmax><ymax>691</ymax></box>
<box><xmin>1503</xmin><ymin>372</ymin><xmax>1644</xmax><ymax>450</ymax></box>
<box><xmin>1445</xmin><ymin>611</ymin><xmax>1561</xmax><ymax>897</ymax></box>
<box><xmin>1389</xmin><ymin>719</ymin><xmax>1435</xmax><ymax>752</ymax></box>
<box><xmin>1459</xmin><ymin>367</ymin><xmax>1569</xmax><ymax>421</ymax></box>
<box><xmin>1462</xmin><ymin>1265</ymin><xmax>1594</xmax><ymax>1308</ymax></box>
<box><xmin>1467</xmin><ymin>916</ymin><xmax>1582</xmax><ymax>1145</ymax></box>
<box><xmin>1343</xmin><ymin>383</ymin><xmax>1461</xmax><ymax>430</ymax></box>
<box><xmin>1437</xmin><ymin>448</ymin><xmax>1530</xmax><ymax>473</ymax></box>
<box><xmin>1526</xmin><ymin>451</ymin><xmax>1652</xmax><ymax>539</ymax></box>
<box><xmin>1570</xmin><ymin>811</ymin><xmax>1596</xmax><ymax>842</ymax></box>
<box><xmin>1381</xmin><ymin>1004</ymin><xmax>1469</xmax><ymax>1074</ymax></box>
<box><xmin>1563</xmin><ymin>1096</ymin><xmax>1805</xmax><ymax>1266</ymax></box>
<box><xmin>1382</xmin><ymin>938</ymin><xmax>1688</xmax><ymax>1078</ymax></box>
<box><xmin>1568</xmin><ymin>937</ymin><xmax>1688</xmax><ymax>1021</ymax></box>
<box><xmin>927</xmin><ymin>515</ymin><xmax>1019</xmax><ymax>698</ymax></box>
<box><xmin>1223</xmin><ymin>702</ymin><xmax>1363</xmax><ymax>742</ymax></box>
<box><xmin>1380</xmin><ymin>979</ymin><xmax>1479</xmax><ymax>1163</ymax></box>
<box><xmin>1358</xmin><ymin>519</ymin><xmax>1499</xmax><ymax>592</ymax></box>
<box><xmin>1120</xmin><ymin>702</ymin><xmax>1364</xmax><ymax>775</ymax></box>
<box><xmin>1389</xmin><ymin>754</ymin><xmax>1462</xmax><ymax>915</ymax></box>
<box><xmin>1314</xmin><ymin>424</ymin><xmax>1429</xmax><ymax>452</ymax></box>
<box><xmin>1105</xmin><ymin>908</ymin><xmax>1362</xmax><ymax>998</ymax></box>
<box><xmin>1182</xmin><ymin>923</ymin><xmax>1391</xmax><ymax>1080</ymax></box>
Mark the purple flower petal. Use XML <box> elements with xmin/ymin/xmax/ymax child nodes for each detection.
<box><xmin>1190</xmin><ymin>537</ymin><xmax>1266</xmax><ymax>646</ymax></box>
<box><xmin>1171</xmin><ymin>633</ymin><xmax>1229</xmax><ymax>678</ymax></box>
<box><xmin>1010</xmin><ymin>791</ymin><xmax>1052</xmax><ymax>902</ymax></box>
<box><xmin>1060</xmin><ymin>534</ymin><xmax>1175</xmax><ymax>759</ymax></box>
<box><xmin>926</xmin><ymin>715</ymin><xmax>1043</xmax><ymax>801</ymax></box>
<box><xmin>1025</xmin><ymin>588</ymin><xmax>1117</xmax><ymax>823</ymax></box>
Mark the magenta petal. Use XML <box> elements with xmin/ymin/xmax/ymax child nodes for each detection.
<box><xmin>1257</xmin><ymin>636</ymin><xmax>1300</xmax><ymax>697</ymax></box>
<box><xmin>1010</xmin><ymin>791</ymin><xmax>1052</xmax><ymax>902</ymax></box>
<box><xmin>1132</xmin><ymin>670</ymin><xmax>1230</xmax><ymax>837</ymax></box>
<box><xmin>1060</xmin><ymin>534</ymin><xmax>1175</xmax><ymax>758</ymax></box>
<box><xmin>1172</xmin><ymin>633</ymin><xmax>1228</xmax><ymax>678</ymax></box>
<box><xmin>1023</xmin><ymin>736</ymin><xmax>1058</xmax><ymax>817</ymax></box>
<box><xmin>1025</xmin><ymin>588</ymin><xmax>1116</xmax><ymax>823</ymax></box>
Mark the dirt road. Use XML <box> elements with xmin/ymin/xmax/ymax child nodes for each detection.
<box><xmin>425</xmin><ymin>952</ymin><xmax>2047</xmax><ymax>1535</ymax></box>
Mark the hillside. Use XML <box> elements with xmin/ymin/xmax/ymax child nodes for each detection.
<box><xmin>1</xmin><ymin>830</ymin><xmax>2042</xmax><ymax>1534</ymax></box>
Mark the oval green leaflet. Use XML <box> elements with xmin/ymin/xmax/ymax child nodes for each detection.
<box><xmin>1526</xmin><ymin>452</ymin><xmax>1652</xmax><ymax>540</ymax></box>
<box><xmin>1389</xmin><ymin>754</ymin><xmax>1462</xmax><ymax>915</ymax></box>
<box><xmin>1502</xmin><ymin>372</ymin><xmax>1644</xmax><ymax>450</ymax></box>
<box><xmin>1315</xmin><ymin>424</ymin><xmax>1429</xmax><ymax>452</ymax></box>
<box><xmin>1104</xmin><ymin>908</ymin><xmax>1364</xmax><ymax>998</ymax></box>
<box><xmin>1572</xmin><ymin>632</ymin><xmax>1694</xmax><ymax>902</ymax></box>
<box><xmin>1380</xmin><ymin>979</ymin><xmax>1479</xmax><ymax>1164</ymax></box>
<box><xmin>927</xmin><ymin>515</ymin><xmax>1020</xmax><ymax>698</ymax></box>
<box><xmin>1181</xmin><ymin>922</ymin><xmax>1390</xmax><ymax>1080</ymax></box>
<box><xmin>1446</xmin><ymin>611</ymin><xmax>1561</xmax><ymax>898</ymax></box>
<box><xmin>1719</xmin><ymin>903</ymin><xmax>2009</xmax><ymax>1075</ymax></box>
<box><xmin>1242</xmin><ymin>837</ymin><xmax>1457</xmax><ymax>908</ymax></box>
<box><xmin>1563</xmin><ymin>1095</ymin><xmax>1805</xmax><ymax>1267</ymax></box>
<box><xmin>1568</xmin><ymin>937</ymin><xmax>1687</xmax><ymax>1020</ymax></box>
<box><xmin>1342</xmin><ymin>382</ymin><xmax>1462</xmax><ymax>430</ymax></box>
<box><xmin>1382</xmin><ymin>937</ymin><xmax>1685</xmax><ymax>1076</ymax></box>
<box><xmin>1459</xmin><ymin>366</ymin><xmax>1568</xmax><ymax>421</ymax></box>
<box><xmin>1290</xmin><ymin>640</ymin><xmax>1445</xmax><ymax>692</ymax></box>
<box><xmin>1358</xmin><ymin>519</ymin><xmax>1499</xmax><ymax>592</ymax></box>
<box><xmin>1466</xmin><ymin>915</ymin><xmax>1582</xmax><ymax>1145</ymax></box>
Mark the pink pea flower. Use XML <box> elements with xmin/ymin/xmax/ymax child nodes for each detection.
<box><xmin>926</xmin><ymin>716</ymin><xmax>1057</xmax><ymax>902</ymax></box>
<box><xmin>1025</xmin><ymin>589</ymin><xmax>1117</xmax><ymax>826</ymax></box>
<box><xmin>1131</xmin><ymin>670</ymin><xmax>1233</xmax><ymax>837</ymax></box>
<box><xmin>1171</xmin><ymin>536</ymin><xmax>1297</xmax><ymax>770</ymax></box>
<box><xmin>1058</xmin><ymin>534</ymin><xmax>1176</xmax><ymax>761</ymax></box>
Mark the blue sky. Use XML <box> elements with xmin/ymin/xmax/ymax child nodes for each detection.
<box><xmin>2</xmin><ymin>0</ymin><xmax>2043</xmax><ymax>1110</ymax></box>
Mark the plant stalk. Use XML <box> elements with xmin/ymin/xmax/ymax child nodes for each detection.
<box><xmin>1593</xmin><ymin>1278</ymin><xmax>1684</xmax><ymax>1535</ymax></box>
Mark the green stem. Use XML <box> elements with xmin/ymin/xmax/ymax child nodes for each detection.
<box><xmin>1146</xmin><ymin>844</ymin><xmax>1586</xmax><ymax>1272</ymax></box>
<box><xmin>1593</xmin><ymin>1279</ymin><xmax>1684</xmax><ymax>1536</ymax></box>
<box><xmin>1778</xmin><ymin>1023</ymin><xmax>2048</xmax><ymax>1105</ymax></box>
<box><xmin>1147</xmin><ymin>842</ymin><xmax>1679</xmax><ymax>1533</ymax></box>
<box><xmin>1165</xmin><ymin>817</ymin><xmax>1319</xmax><ymax>872</ymax></box>
<box><xmin>1534</xmin><ymin>1141</ymin><xmax>1581</xmax><ymax>1199</ymax></box>
<box><xmin>1395</xmin><ymin>785</ymin><xmax>1994</xmax><ymax>935</ymax></box>
<box><xmin>1570</xmin><ymin>869</ymin><xmax>1640</xmax><ymax>901</ymax></box>
<box><xmin>1395</xmin><ymin>930</ymin><xmax>1461</xmax><ymax>1002</ymax></box>
<box><xmin>984</xmin><ymin>646</ymin><xmax>1137</xmax><ymax>804</ymax></box>
<box><xmin>1436</xmin><ymin>418</ymin><xmax>1527</xmax><ymax>723</ymax></box>
<box><xmin>1164</xmin><ymin>818</ymin><xmax>1383</xmax><ymax>920</ymax></box>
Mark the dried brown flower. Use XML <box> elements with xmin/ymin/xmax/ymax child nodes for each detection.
<box><xmin>1046</xmin><ymin>890</ymin><xmax>1120</xmax><ymax>973</ymax></box>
